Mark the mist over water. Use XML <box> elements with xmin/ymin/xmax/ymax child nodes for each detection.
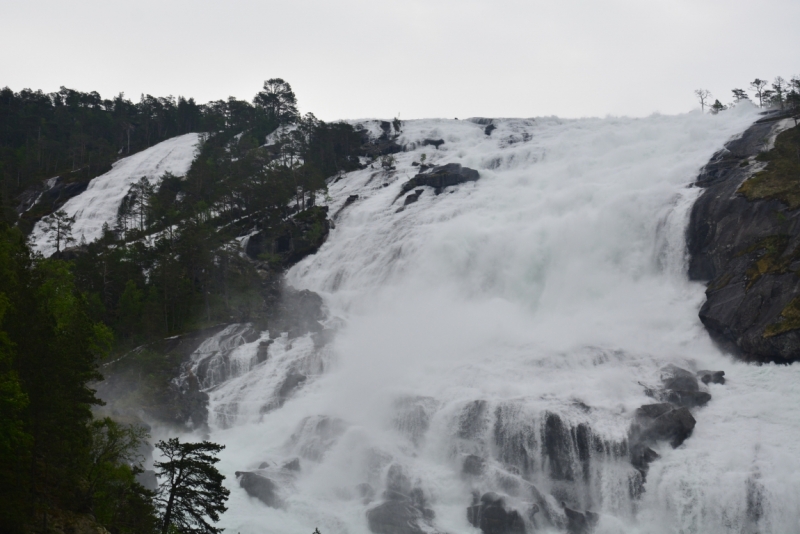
<box><xmin>183</xmin><ymin>106</ymin><xmax>800</xmax><ymax>533</ymax></box>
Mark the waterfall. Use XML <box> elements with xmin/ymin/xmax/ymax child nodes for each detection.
<box><xmin>165</xmin><ymin>107</ymin><xmax>800</xmax><ymax>533</ymax></box>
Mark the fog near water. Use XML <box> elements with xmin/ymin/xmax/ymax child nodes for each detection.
<box><xmin>162</xmin><ymin>104</ymin><xmax>800</xmax><ymax>533</ymax></box>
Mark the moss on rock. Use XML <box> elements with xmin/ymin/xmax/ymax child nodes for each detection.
<box><xmin>738</xmin><ymin>124</ymin><xmax>800</xmax><ymax>209</ymax></box>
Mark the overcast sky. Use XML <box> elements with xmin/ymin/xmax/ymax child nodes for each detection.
<box><xmin>2</xmin><ymin>0</ymin><xmax>799</xmax><ymax>121</ymax></box>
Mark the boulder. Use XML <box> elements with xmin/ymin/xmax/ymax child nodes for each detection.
<box><xmin>660</xmin><ymin>365</ymin><xmax>710</xmax><ymax>407</ymax></box>
<box><xmin>467</xmin><ymin>492</ymin><xmax>526</xmax><ymax>534</ymax></box>
<box><xmin>698</xmin><ymin>370</ymin><xmax>726</xmax><ymax>385</ymax></box>
<box><xmin>638</xmin><ymin>406</ymin><xmax>696</xmax><ymax>448</ymax></box>
<box><xmin>664</xmin><ymin>390</ymin><xmax>711</xmax><ymax>408</ymax></box>
<box><xmin>397</xmin><ymin>163</ymin><xmax>480</xmax><ymax>199</ymax></box>
<box><xmin>403</xmin><ymin>189</ymin><xmax>424</xmax><ymax>206</ymax></box>
<box><xmin>661</xmin><ymin>365</ymin><xmax>699</xmax><ymax>392</ymax></box>
<box><xmin>236</xmin><ymin>471</ymin><xmax>282</xmax><ymax>508</ymax></box>
<box><xmin>484</xmin><ymin>124</ymin><xmax>497</xmax><ymax>136</ymax></box>
<box><xmin>367</xmin><ymin>500</ymin><xmax>426</xmax><ymax>534</ymax></box>
<box><xmin>422</xmin><ymin>139</ymin><xmax>445</xmax><ymax>149</ymax></box>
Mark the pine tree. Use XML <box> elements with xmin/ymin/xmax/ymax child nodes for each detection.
<box><xmin>253</xmin><ymin>78</ymin><xmax>299</xmax><ymax>125</ymax></box>
<box><xmin>41</xmin><ymin>209</ymin><xmax>76</xmax><ymax>253</ymax></box>
<box><xmin>731</xmin><ymin>88</ymin><xmax>749</xmax><ymax>103</ymax></box>
<box><xmin>770</xmin><ymin>76</ymin><xmax>787</xmax><ymax>109</ymax></box>
<box><xmin>750</xmin><ymin>79</ymin><xmax>768</xmax><ymax>108</ymax></box>
<box><xmin>154</xmin><ymin>438</ymin><xmax>229</xmax><ymax>534</ymax></box>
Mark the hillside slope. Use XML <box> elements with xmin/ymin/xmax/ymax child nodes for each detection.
<box><xmin>30</xmin><ymin>132</ymin><xmax>201</xmax><ymax>256</ymax></box>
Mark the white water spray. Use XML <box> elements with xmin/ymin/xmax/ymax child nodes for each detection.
<box><xmin>183</xmin><ymin>106</ymin><xmax>800</xmax><ymax>534</ymax></box>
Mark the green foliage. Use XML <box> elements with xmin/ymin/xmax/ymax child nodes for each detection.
<box><xmin>154</xmin><ymin>438</ymin><xmax>229</xmax><ymax>534</ymax></box>
<box><xmin>87</xmin><ymin>418</ymin><xmax>159</xmax><ymax>533</ymax></box>
<box><xmin>0</xmin><ymin>223</ymin><xmax>113</xmax><ymax>530</ymax></box>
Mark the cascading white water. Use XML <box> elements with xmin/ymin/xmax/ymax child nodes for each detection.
<box><xmin>169</xmin><ymin>105</ymin><xmax>800</xmax><ymax>534</ymax></box>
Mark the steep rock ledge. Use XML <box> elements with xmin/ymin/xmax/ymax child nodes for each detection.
<box><xmin>687</xmin><ymin>111</ymin><xmax>800</xmax><ymax>362</ymax></box>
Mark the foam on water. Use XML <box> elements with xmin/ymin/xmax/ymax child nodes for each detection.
<box><xmin>170</xmin><ymin>105</ymin><xmax>800</xmax><ymax>533</ymax></box>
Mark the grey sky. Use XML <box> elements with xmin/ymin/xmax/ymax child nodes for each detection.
<box><xmin>2</xmin><ymin>0</ymin><xmax>798</xmax><ymax>120</ymax></box>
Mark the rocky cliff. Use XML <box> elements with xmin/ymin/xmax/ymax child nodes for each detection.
<box><xmin>688</xmin><ymin>111</ymin><xmax>800</xmax><ymax>362</ymax></box>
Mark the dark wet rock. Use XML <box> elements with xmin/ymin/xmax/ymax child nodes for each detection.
<box><xmin>282</xmin><ymin>458</ymin><xmax>301</xmax><ymax>471</ymax></box>
<box><xmin>630</xmin><ymin>443</ymin><xmax>660</xmax><ymax>475</ymax></box>
<box><xmin>463</xmin><ymin>455</ymin><xmax>486</xmax><ymax>476</ymax></box>
<box><xmin>544</xmin><ymin>412</ymin><xmax>576</xmax><ymax>481</ymax></box>
<box><xmin>276</xmin><ymin>370</ymin><xmax>307</xmax><ymax>405</ymax></box>
<box><xmin>362</xmin><ymin>131</ymin><xmax>403</xmax><ymax>157</ymax></box>
<box><xmin>564</xmin><ymin>505</ymin><xmax>594</xmax><ymax>534</ymax></box>
<box><xmin>659</xmin><ymin>365</ymin><xmax>710</xmax><ymax>407</ymax></box>
<box><xmin>458</xmin><ymin>400</ymin><xmax>489</xmax><ymax>439</ymax></box>
<box><xmin>367</xmin><ymin>500</ymin><xmax>427</xmax><ymax>534</ymax></box>
<box><xmin>393</xmin><ymin>396</ymin><xmax>435</xmax><ymax>446</ymax></box>
<box><xmin>687</xmin><ymin>112</ymin><xmax>800</xmax><ymax>362</ymax></box>
<box><xmin>493</xmin><ymin>404</ymin><xmax>537</xmax><ymax>478</ymax></box>
<box><xmin>397</xmin><ymin>163</ymin><xmax>480</xmax><ymax>198</ymax></box>
<box><xmin>236</xmin><ymin>471</ymin><xmax>282</xmax><ymax>508</ymax></box>
<box><xmin>635</xmin><ymin>405</ymin><xmax>696</xmax><ymax>448</ymax></box>
<box><xmin>664</xmin><ymin>390</ymin><xmax>711</xmax><ymax>408</ymax></box>
<box><xmin>661</xmin><ymin>365</ymin><xmax>699</xmax><ymax>392</ymax></box>
<box><xmin>332</xmin><ymin>194</ymin><xmax>359</xmax><ymax>220</ymax></box>
<box><xmin>256</xmin><ymin>340</ymin><xmax>272</xmax><ymax>363</ymax></box>
<box><xmin>698</xmin><ymin>370</ymin><xmax>726</xmax><ymax>385</ymax></box>
<box><xmin>367</xmin><ymin>465</ymin><xmax>434</xmax><ymax>534</ymax></box>
<box><xmin>403</xmin><ymin>189</ymin><xmax>424</xmax><ymax>206</ymax></box>
<box><xmin>636</xmin><ymin>403</ymin><xmax>673</xmax><ymax>420</ymax></box>
<box><xmin>422</xmin><ymin>138</ymin><xmax>445</xmax><ymax>149</ymax></box>
<box><xmin>385</xmin><ymin>464</ymin><xmax>413</xmax><ymax>496</ymax></box>
<box><xmin>485</xmin><ymin>124</ymin><xmax>497</xmax><ymax>136</ymax></box>
<box><xmin>467</xmin><ymin>492</ymin><xmax>526</xmax><ymax>534</ymax></box>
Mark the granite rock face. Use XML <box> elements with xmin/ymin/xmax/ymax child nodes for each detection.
<box><xmin>687</xmin><ymin>111</ymin><xmax>800</xmax><ymax>362</ymax></box>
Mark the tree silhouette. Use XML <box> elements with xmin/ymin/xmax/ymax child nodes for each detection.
<box><xmin>750</xmin><ymin>79</ymin><xmax>768</xmax><ymax>108</ymax></box>
<box><xmin>731</xmin><ymin>89</ymin><xmax>749</xmax><ymax>103</ymax></box>
<box><xmin>253</xmin><ymin>78</ymin><xmax>299</xmax><ymax>125</ymax></box>
<box><xmin>694</xmin><ymin>89</ymin><xmax>712</xmax><ymax>113</ymax></box>
<box><xmin>154</xmin><ymin>438</ymin><xmax>229</xmax><ymax>534</ymax></box>
<box><xmin>41</xmin><ymin>209</ymin><xmax>76</xmax><ymax>253</ymax></box>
